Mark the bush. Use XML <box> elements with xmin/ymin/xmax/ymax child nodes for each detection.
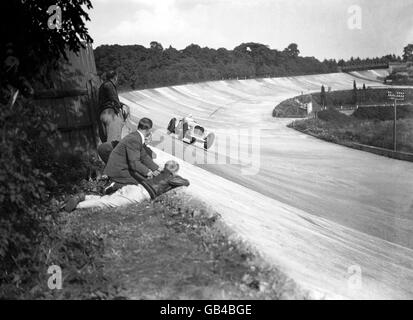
<box><xmin>0</xmin><ymin>95</ymin><xmax>104</xmax><ymax>298</ymax></box>
<box><xmin>0</xmin><ymin>96</ymin><xmax>58</xmax><ymax>291</ymax></box>
<box><xmin>290</xmin><ymin>115</ymin><xmax>413</xmax><ymax>154</ymax></box>
<box><xmin>0</xmin><ymin>0</ymin><xmax>106</xmax><ymax>298</ymax></box>
<box><xmin>352</xmin><ymin>105</ymin><xmax>413</xmax><ymax>121</ymax></box>
<box><xmin>317</xmin><ymin>109</ymin><xmax>352</xmax><ymax>123</ymax></box>
<box><xmin>40</xmin><ymin>151</ymin><xmax>105</xmax><ymax>194</ymax></box>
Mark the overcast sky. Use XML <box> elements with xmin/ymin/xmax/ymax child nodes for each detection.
<box><xmin>87</xmin><ymin>0</ymin><xmax>413</xmax><ymax>60</ymax></box>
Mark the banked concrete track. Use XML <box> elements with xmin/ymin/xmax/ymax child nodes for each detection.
<box><xmin>120</xmin><ymin>71</ymin><xmax>413</xmax><ymax>299</ymax></box>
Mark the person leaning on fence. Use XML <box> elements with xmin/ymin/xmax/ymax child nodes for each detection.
<box><xmin>98</xmin><ymin>70</ymin><xmax>128</xmax><ymax>143</ymax></box>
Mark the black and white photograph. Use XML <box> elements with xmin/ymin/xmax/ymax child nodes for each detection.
<box><xmin>1</xmin><ymin>0</ymin><xmax>413</xmax><ymax>306</ymax></box>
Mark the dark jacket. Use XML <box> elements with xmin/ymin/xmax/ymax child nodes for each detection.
<box><xmin>140</xmin><ymin>170</ymin><xmax>190</xmax><ymax>199</ymax></box>
<box><xmin>97</xmin><ymin>141</ymin><xmax>119</xmax><ymax>165</ymax></box>
<box><xmin>104</xmin><ymin>131</ymin><xmax>159</xmax><ymax>185</ymax></box>
<box><xmin>98</xmin><ymin>80</ymin><xmax>121</xmax><ymax>114</ymax></box>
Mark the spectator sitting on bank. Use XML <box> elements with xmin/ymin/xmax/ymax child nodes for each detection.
<box><xmin>64</xmin><ymin>160</ymin><xmax>189</xmax><ymax>212</ymax></box>
<box><xmin>104</xmin><ymin>118</ymin><xmax>160</xmax><ymax>189</ymax></box>
<box><xmin>97</xmin><ymin>131</ymin><xmax>156</xmax><ymax>167</ymax></box>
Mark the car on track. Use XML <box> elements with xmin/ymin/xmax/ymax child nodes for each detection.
<box><xmin>166</xmin><ymin>115</ymin><xmax>215</xmax><ymax>150</ymax></box>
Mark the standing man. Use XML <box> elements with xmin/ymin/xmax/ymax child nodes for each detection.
<box><xmin>104</xmin><ymin>118</ymin><xmax>161</xmax><ymax>187</ymax></box>
<box><xmin>98</xmin><ymin>70</ymin><xmax>125</xmax><ymax>143</ymax></box>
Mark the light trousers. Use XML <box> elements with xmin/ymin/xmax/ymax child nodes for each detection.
<box><xmin>77</xmin><ymin>184</ymin><xmax>151</xmax><ymax>210</ymax></box>
<box><xmin>100</xmin><ymin>108</ymin><xmax>124</xmax><ymax>143</ymax></box>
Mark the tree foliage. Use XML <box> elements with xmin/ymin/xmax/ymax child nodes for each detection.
<box><xmin>353</xmin><ymin>80</ymin><xmax>358</xmax><ymax>105</ymax></box>
<box><xmin>403</xmin><ymin>44</ymin><xmax>413</xmax><ymax>62</ymax></box>
<box><xmin>321</xmin><ymin>85</ymin><xmax>326</xmax><ymax>108</ymax></box>
<box><xmin>0</xmin><ymin>0</ymin><xmax>94</xmax><ymax>297</ymax></box>
<box><xmin>284</xmin><ymin>43</ymin><xmax>300</xmax><ymax>58</ymax></box>
<box><xmin>95</xmin><ymin>41</ymin><xmax>402</xmax><ymax>91</ymax></box>
<box><xmin>1</xmin><ymin>0</ymin><xmax>93</xmax><ymax>94</ymax></box>
<box><xmin>95</xmin><ymin>42</ymin><xmax>339</xmax><ymax>90</ymax></box>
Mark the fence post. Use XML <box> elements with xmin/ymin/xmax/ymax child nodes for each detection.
<box><xmin>393</xmin><ymin>99</ymin><xmax>397</xmax><ymax>152</ymax></box>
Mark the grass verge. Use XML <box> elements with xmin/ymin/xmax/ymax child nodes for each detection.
<box><xmin>55</xmin><ymin>190</ymin><xmax>307</xmax><ymax>300</ymax></box>
<box><xmin>289</xmin><ymin>109</ymin><xmax>413</xmax><ymax>154</ymax></box>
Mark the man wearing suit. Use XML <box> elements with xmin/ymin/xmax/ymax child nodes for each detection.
<box><xmin>64</xmin><ymin>161</ymin><xmax>190</xmax><ymax>212</ymax></box>
<box><xmin>104</xmin><ymin>118</ymin><xmax>160</xmax><ymax>186</ymax></box>
<box><xmin>97</xmin><ymin>132</ymin><xmax>156</xmax><ymax>166</ymax></box>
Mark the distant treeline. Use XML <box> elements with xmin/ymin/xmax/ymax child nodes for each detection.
<box><xmin>94</xmin><ymin>42</ymin><xmax>401</xmax><ymax>91</ymax></box>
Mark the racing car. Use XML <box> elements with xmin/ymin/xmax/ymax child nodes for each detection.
<box><xmin>166</xmin><ymin>115</ymin><xmax>215</xmax><ymax>150</ymax></box>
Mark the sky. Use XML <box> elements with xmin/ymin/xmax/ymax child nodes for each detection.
<box><xmin>86</xmin><ymin>0</ymin><xmax>413</xmax><ymax>60</ymax></box>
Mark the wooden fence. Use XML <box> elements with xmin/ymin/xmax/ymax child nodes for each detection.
<box><xmin>33</xmin><ymin>43</ymin><xmax>101</xmax><ymax>155</ymax></box>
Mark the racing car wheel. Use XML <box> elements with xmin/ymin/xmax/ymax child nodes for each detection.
<box><xmin>204</xmin><ymin>133</ymin><xmax>215</xmax><ymax>150</ymax></box>
<box><xmin>167</xmin><ymin>118</ymin><xmax>176</xmax><ymax>134</ymax></box>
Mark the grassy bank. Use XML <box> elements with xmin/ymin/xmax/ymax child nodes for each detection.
<box><xmin>289</xmin><ymin>109</ymin><xmax>413</xmax><ymax>154</ymax></box>
<box><xmin>50</xmin><ymin>190</ymin><xmax>306</xmax><ymax>300</ymax></box>
<box><xmin>273</xmin><ymin>95</ymin><xmax>310</xmax><ymax>118</ymax></box>
<box><xmin>4</xmin><ymin>181</ymin><xmax>306</xmax><ymax>300</ymax></box>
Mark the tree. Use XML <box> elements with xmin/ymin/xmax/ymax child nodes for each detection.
<box><xmin>402</xmin><ymin>44</ymin><xmax>413</xmax><ymax>61</ymax></box>
<box><xmin>283</xmin><ymin>43</ymin><xmax>300</xmax><ymax>58</ymax></box>
<box><xmin>150</xmin><ymin>41</ymin><xmax>164</xmax><ymax>51</ymax></box>
<box><xmin>353</xmin><ymin>80</ymin><xmax>358</xmax><ymax>105</ymax></box>
<box><xmin>321</xmin><ymin>85</ymin><xmax>326</xmax><ymax>108</ymax></box>
<box><xmin>149</xmin><ymin>41</ymin><xmax>164</xmax><ymax>69</ymax></box>
<box><xmin>94</xmin><ymin>42</ymin><xmax>399</xmax><ymax>91</ymax></box>
<box><xmin>1</xmin><ymin>0</ymin><xmax>93</xmax><ymax>94</ymax></box>
<box><xmin>0</xmin><ymin>0</ymin><xmax>94</xmax><ymax>296</ymax></box>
